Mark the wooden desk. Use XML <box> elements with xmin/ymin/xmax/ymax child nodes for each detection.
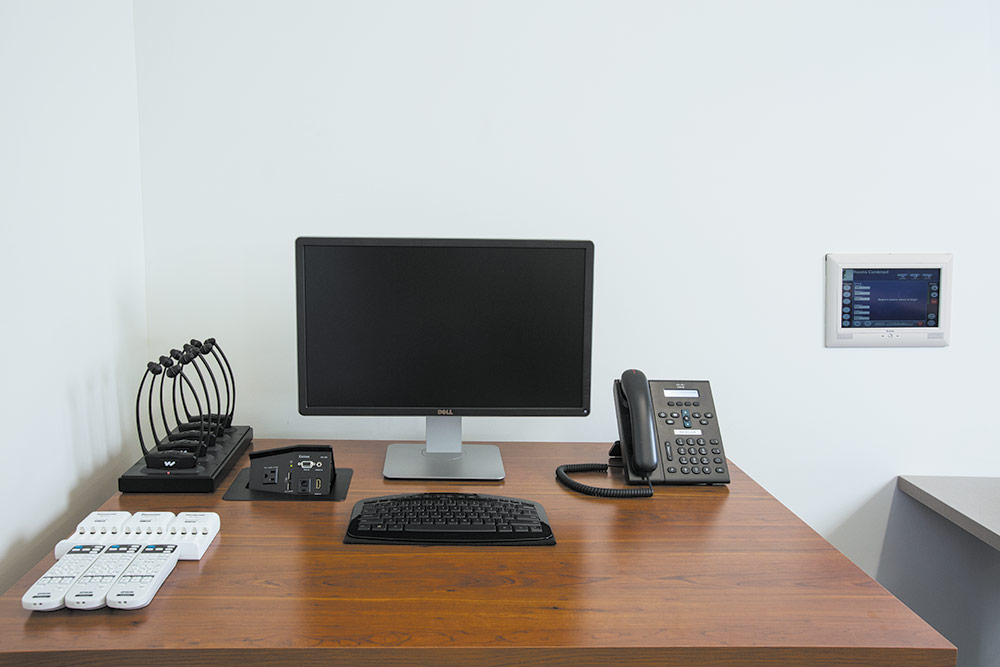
<box><xmin>1</xmin><ymin>439</ymin><xmax>954</xmax><ymax>666</ymax></box>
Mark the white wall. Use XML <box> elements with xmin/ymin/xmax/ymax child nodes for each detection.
<box><xmin>0</xmin><ymin>1</ymin><xmax>147</xmax><ymax>592</ymax></box>
<box><xmin>1</xmin><ymin>1</ymin><xmax>995</xmax><ymax>596</ymax></box>
<box><xmin>132</xmin><ymin>0</ymin><xmax>999</xmax><ymax>575</ymax></box>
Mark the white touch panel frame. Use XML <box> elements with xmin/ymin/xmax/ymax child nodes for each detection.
<box><xmin>825</xmin><ymin>253</ymin><xmax>952</xmax><ymax>348</ymax></box>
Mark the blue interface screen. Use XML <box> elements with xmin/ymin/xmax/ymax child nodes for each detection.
<box><xmin>841</xmin><ymin>268</ymin><xmax>940</xmax><ymax>329</ymax></box>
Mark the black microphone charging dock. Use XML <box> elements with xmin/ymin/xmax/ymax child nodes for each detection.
<box><xmin>119</xmin><ymin>337</ymin><xmax>252</xmax><ymax>493</ymax></box>
<box><xmin>118</xmin><ymin>425</ymin><xmax>253</xmax><ymax>493</ymax></box>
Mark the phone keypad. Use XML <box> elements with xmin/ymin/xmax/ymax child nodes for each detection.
<box><xmin>649</xmin><ymin>381</ymin><xmax>730</xmax><ymax>485</ymax></box>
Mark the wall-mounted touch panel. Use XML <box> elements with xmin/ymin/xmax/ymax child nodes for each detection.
<box><xmin>825</xmin><ymin>253</ymin><xmax>952</xmax><ymax>347</ymax></box>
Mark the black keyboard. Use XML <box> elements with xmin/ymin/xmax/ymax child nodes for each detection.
<box><xmin>343</xmin><ymin>492</ymin><xmax>555</xmax><ymax>545</ymax></box>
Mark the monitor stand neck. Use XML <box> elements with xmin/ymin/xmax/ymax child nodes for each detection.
<box><xmin>382</xmin><ymin>416</ymin><xmax>505</xmax><ymax>481</ymax></box>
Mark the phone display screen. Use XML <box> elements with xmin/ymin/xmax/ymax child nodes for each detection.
<box><xmin>662</xmin><ymin>389</ymin><xmax>700</xmax><ymax>398</ymax></box>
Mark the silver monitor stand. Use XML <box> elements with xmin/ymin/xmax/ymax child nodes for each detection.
<box><xmin>382</xmin><ymin>416</ymin><xmax>505</xmax><ymax>481</ymax></box>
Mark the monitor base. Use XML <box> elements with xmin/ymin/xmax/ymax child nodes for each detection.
<box><xmin>382</xmin><ymin>443</ymin><xmax>505</xmax><ymax>481</ymax></box>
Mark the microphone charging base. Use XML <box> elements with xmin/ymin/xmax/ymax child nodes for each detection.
<box><xmin>118</xmin><ymin>425</ymin><xmax>253</xmax><ymax>493</ymax></box>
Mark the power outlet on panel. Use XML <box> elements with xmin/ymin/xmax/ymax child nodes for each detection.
<box><xmin>262</xmin><ymin>466</ymin><xmax>278</xmax><ymax>485</ymax></box>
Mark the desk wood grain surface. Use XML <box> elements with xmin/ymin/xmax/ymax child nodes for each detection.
<box><xmin>1</xmin><ymin>439</ymin><xmax>954</xmax><ymax>666</ymax></box>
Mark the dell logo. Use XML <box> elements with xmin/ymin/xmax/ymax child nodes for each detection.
<box><xmin>437</xmin><ymin>409</ymin><xmax>454</xmax><ymax>416</ymax></box>
<box><xmin>163</xmin><ymin>460</ymin><xmax>176</xmax><ymax>467</ymax></box>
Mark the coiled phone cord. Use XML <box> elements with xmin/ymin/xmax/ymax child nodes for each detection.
<box><xmin>555</xmin><ymin>463</ymin><xmax>654</xmax><ymax>498</ymax></box>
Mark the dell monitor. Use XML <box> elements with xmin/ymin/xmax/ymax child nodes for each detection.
<box><xmin>295</xmin><ymin>237</ymin><xmax>594</xmax><ymax>480</ymax></box>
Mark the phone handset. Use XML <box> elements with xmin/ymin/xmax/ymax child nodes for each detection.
<box><xmin>618</xmin><ymin>369</ymin><xmax>658</xmax><ymax>475</ymax></box>
<box><xmin>554</xmin><ymin>369</ymin><xmax>656</xmax><ymax>498</ymax></box>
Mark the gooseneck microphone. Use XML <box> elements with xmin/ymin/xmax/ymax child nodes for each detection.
<box><xmin>135</xmin><ymin>362</ymin><xmax>162</xmax><ymax>457</ymax></box>
<box><xmin>169</xmin><ymin>348</ymin><xmax>186</xmax><ymax>425</ymax></box>
<box><xmin>170</xmin><ymin>347</ymin><xmax>220</xmax><ymax>441</ymax></box>
<box><xmin>156</xmin><ymin>354</ymin><xmax>213</xmax><ymax>451</ymax></box>
<box><xmin>201</xmin><ymin>340</ymin><xmax>232</xmax><ymax>426</ymax></box>
<box><xmin>187</xmin><ymin>340</ymin><xmax>225</xmax><ymax>435</ymax></box>
<box><xmin>157</xmin><ymin>364</ymin><xmax>207</xmax><ymax>456</ymax></box>
<box><xmin>204</xmin><ymin>337</ymin><xmax>236</xmax><ymax>428</ymax></box>
<box><xmin>135</xmin><ymin>361</ymin><xmax>199</xmax><ymax>470</ymax></box>
<box><xmin>175</xmin><ymin>347</ymin><xmax>200</xmax><ymax>423</ymax></box>
<box><xmin>183</xmin><ymin>343</ymin><xmax>225</xmax><ymax>437</ymax></box>
<box><xmin>157</xmin><ymin>356</ymin><xmax>174</xmax><ymax>431</ymax></box>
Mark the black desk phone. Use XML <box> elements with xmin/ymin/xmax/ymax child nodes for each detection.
<box><xmin>556</xmin><ymin>369</ymin><xmax>730</xmax><ymax>497</ymax></box>
<box><xmin>612</xmin><ymin>369</ymin><xmax>730</xmax><ymax>485</ymax></box>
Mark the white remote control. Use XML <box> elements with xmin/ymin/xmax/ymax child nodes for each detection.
<box><xmin>64</xmin><ymin>544</ymin><xmax>143</xmax><ymax>609</ymax></box>
<box><xmin>106</xmin><ymin>544</ymin><xmax>179</xmax><ymax>609</ymax></box>
<box><xmin>21</xmin><ymin>544</ymin><xmax>107</xmax><ymax>611</ymax></box>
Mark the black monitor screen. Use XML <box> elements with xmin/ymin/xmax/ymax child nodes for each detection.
<box><xmin>296</xmin><ymin>238</ymin><xmax>593</xmax><ymax>416</ymax></box>
<box><xmin>841</xmin><ymin>268</ymin><xmax>941</xmax><ymax>329</ymax></box>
